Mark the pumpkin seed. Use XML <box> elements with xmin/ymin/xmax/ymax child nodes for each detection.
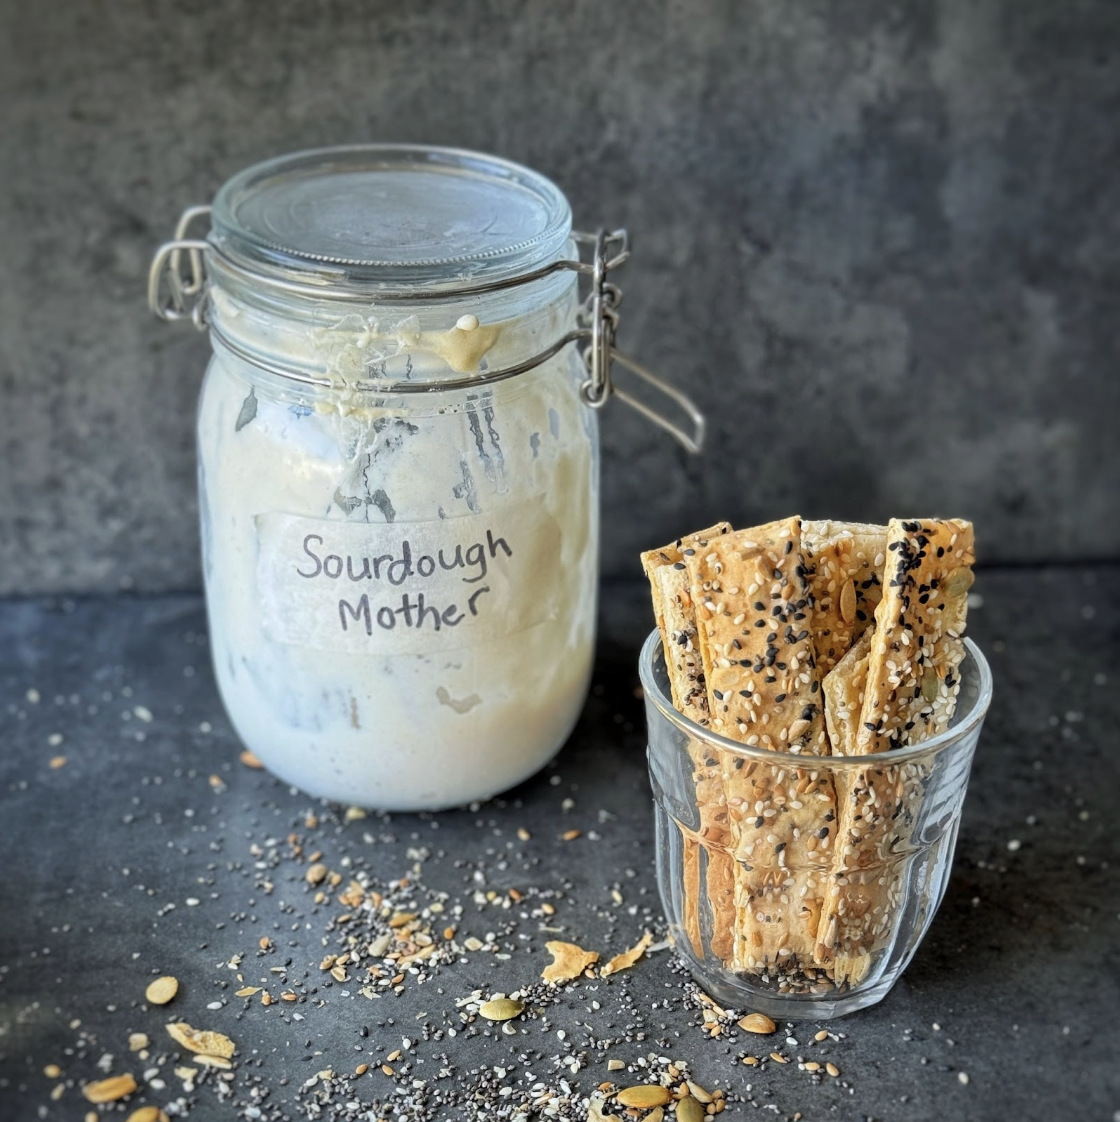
<box><xmin>676</xmin><ymin>1096</ymin><xmax>706</xmax><ymax>1122</ymax></box>
<box><xmin>478</xmin><ymin>998</ymin><xmax>524</xmax><ymax>1021</ymax></box>
<box><xmin>144</xmin><ymin>976</ymin><xmax>178</xmax><ymax>1006</ymax></box>
<box><xmin>839</xmin><ymin>578</ymin><xmax>857</xmax><ymax>624</ymax></box>
<box><xmin>617</xmin><ymin>1085</ymin><xmax>671</xmax><ymax>1109</ymax></box>
<box><xmin>943</xmin><ymin>567</ymin><xmax>974</xmax><ymax>597</ymax></box>
<box><xmin>686</xmin><ymin>1080</ymin><xmax>712</xmax><ymax>1103</ymax></box>
<box><xmin>126</xmin><ymin>1108</ymin><xmax>169</xmax><ymax>1122</ymax></box>
<box><xmin>738</xmin><ymin>1013</ymin><xmax>776</xmax><ymax>1034</ymax></box>
<box><xmin>82</xmin><ymin>1074</ymin><xmax>137</xmax><ymax>1103</ymax></box>
<box><xmin>922</xmin><ymin>668</ymin><xmax>940</xmax><ymax>702</ymax></box>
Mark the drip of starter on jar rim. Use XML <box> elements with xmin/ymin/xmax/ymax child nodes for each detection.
<box><xmin>205</xmin><ymin>244</ymin><xmax>577</xmax><ymax>400</ymax></box>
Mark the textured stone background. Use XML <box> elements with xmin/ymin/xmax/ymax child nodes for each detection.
<box><xmin>1</xmin><ymin>0</ymin><xmax>1118</xmax><ymax>595</ymax></box>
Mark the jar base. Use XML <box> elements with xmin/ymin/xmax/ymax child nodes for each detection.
<box><xmin>679</xmin><ymin>949</ymin><xmax>899</xmax><ymax>1020</ymax></box>
<box><xmin>254</xmin><ymin>751</ymin><xmax>557</xmax><ymax>813</ymax></box>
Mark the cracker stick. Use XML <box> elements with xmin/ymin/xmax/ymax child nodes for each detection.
<box><xmin>686</xmin><ymin>518</ymin><xmax>825</xmax><ymax>754</ymax></box>
<box><xmin>685</xmin><ymin>518</ymin><xmax>835</xmax><ymax>983</ymax></box>
<box><xmin>641</xmin><ymin>524</ymin><xmax>736</xmax><ymax>961</ymax></box>
<box><xmin>641</xmin><ymin>523</ymin><xmax>732</xmax><ymax>721</ymax></box>
<box><xmin>802</xmin><ymin>521</ymin><xmax>887</xmax><ymax>675</ymax></box>
<box><xmin>857</xmin><ymin>518</ymin><xmax>975</xmax><ymax>753</ymax></box>
<box><xmin>815</xmin><ymin>518</ymin><xmax>975</xmax><ymax>978</ymax></box>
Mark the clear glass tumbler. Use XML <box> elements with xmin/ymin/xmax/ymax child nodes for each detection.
<box><xmin>640</xmin><ymin>629</ymin><xmax>992</xmax><ymax>1019</ymax></box>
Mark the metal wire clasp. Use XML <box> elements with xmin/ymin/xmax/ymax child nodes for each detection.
<box><xmin>148</xmin><ymin>209</ymin><xmax>705</xmax><ymax>453</ymax></box>
<box><xmin>148</xmin><ymin>206</ymin><xmax>212</xmax><ymax>328</ymax></box>
<box><xmin>575</xmin><ymin>230</ymin><xmax>705</xmax><ymax>454</ymax></box>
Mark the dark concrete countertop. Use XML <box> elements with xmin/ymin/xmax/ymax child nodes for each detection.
<box><xmin>1</xmin><ymin>568</ymin><xmax>1117</xmax><ymax>1121</ymax></box>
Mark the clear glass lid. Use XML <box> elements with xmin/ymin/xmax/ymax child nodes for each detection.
<box><xmin>209</xmin><ymin>145</ymin><xmax>573</xmax><ymax>295</ymax></box>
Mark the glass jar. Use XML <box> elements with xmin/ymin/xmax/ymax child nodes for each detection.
<box><xmin>641</xmin><ymin>630</ymin><xmax>992</xmax><ymax>1018</ymax></box>
<box><xmin>150</xmin><ymin>146</ymin><xmax>701</xmax><ymax>810</ymax></box>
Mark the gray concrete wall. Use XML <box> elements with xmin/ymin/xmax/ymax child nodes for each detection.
<box><xmin>2</xmin><ymin>0</ymin><xmax>1117</xmax><ymax>595</ymax></box>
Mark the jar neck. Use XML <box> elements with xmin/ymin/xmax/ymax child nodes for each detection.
<box><xmin>205</xmin><ymin>241</ymin><xmax>580</xmax><ymax>393</ymax></box>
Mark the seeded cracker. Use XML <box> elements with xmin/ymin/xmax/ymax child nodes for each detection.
<box><xmin>684</xmin><ymin>518</ymin><xmax>835</xmax><ymax>982</ymax></box>
<box><xmin>641</xmin><ymin>523</ymin><xmax>737</xmax><ymax>963</ymax></box>
<box><xmin>815</xmin><ymin>518</ymin><xmax>974</xmax><ymax>979</ymax></box>
<box><xmin>684</xmin><ymin>518</ymin><xmax>825</xmax><ymax>753</ymax></box>
<box><xmin>802</xmin><ymin>520</ymin><xmax>887</xmax><ymax>674</ymax></box>
<box><xmin>856</xmin><ymin>518</ymin><xmax>975</xmax><ymax>754</ymax></box>
<box><xmin>640</xmin><ymin>522</ymin><xmax>733</xmax><ymax>721</ymax></box>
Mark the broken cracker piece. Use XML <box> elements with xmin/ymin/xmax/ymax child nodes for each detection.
<box><xmin>166</xmin><ymin>1022</ymin><xmax>236</xmax><ymax>1059</ymax></box>
<box><xmin>601</xmin><ymin>931</ymin><xmax>653</xmax><ymax>976</ymax></box>
<box><xmin>541</xmin><ymin>940</ymin><xmax>599</xmax><ymax>984</ymax></box>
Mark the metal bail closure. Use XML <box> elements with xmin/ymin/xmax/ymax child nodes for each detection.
<box><xmin>148</xmin><ymin>206</ymin><xmax>212</xmax><ymax>329</ymax></box>
<box><xmin>147</xmin><ymin>208</ymin><xmax>705</xmax><ymax>454</ymax></box>
<box><xmin>576</xmin><ymin>230</ymin><xmax>705</xmax><ymax>454</ymax></box>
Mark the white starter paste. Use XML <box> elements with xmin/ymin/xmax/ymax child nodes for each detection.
<box><xmin>197</xmin><ymin>293</ymin><xmax>598</xmax><ymax>810</ymax></box>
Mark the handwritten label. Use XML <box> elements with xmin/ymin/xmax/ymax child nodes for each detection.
<box><xmin>255</xmin><ymin>501</ymin><xmax>561</xmax><ymax>655</ymax></box>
